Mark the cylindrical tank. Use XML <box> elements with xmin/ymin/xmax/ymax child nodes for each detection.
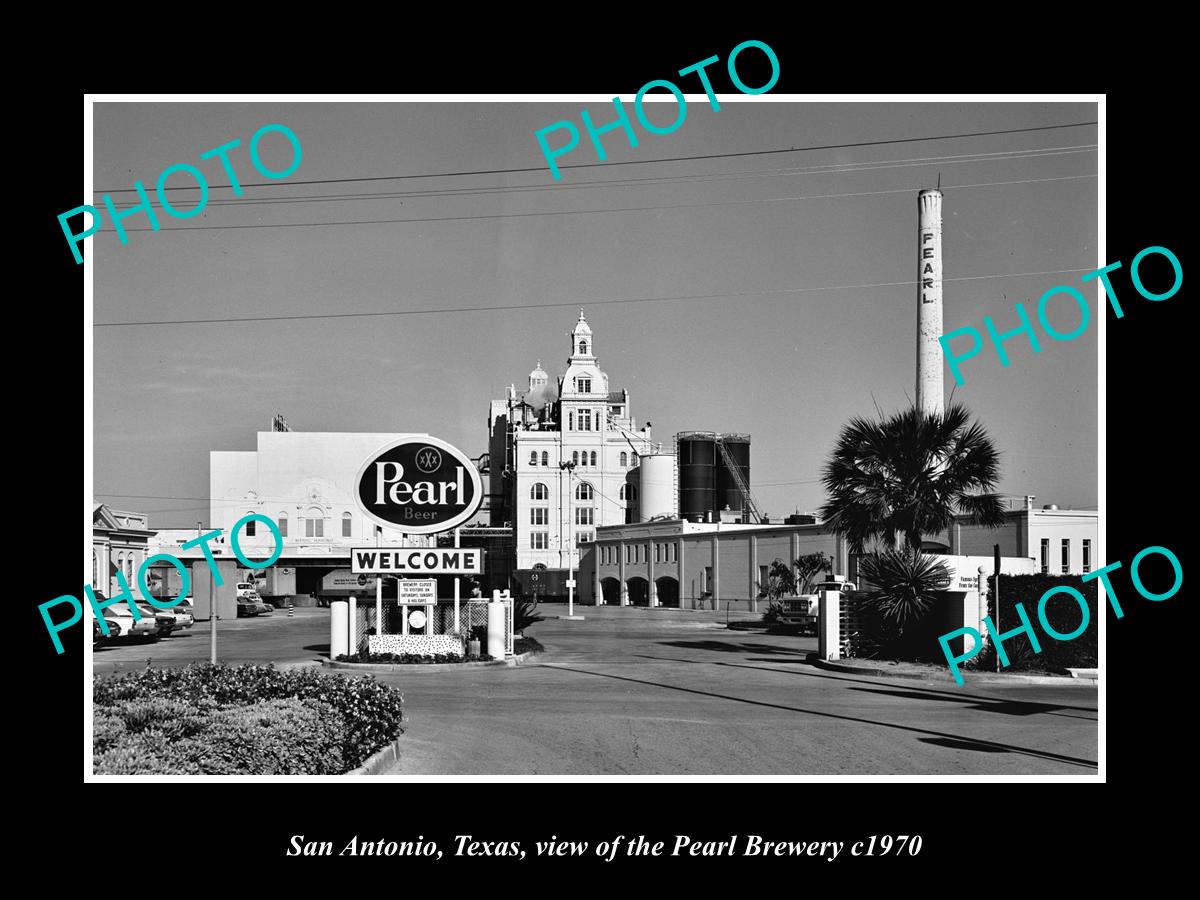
<box><xmin>677</xmin><ymin>432</ymin><xmax>717</xmax><ymax>523</ymax></box>
<box><xmin>638</xmin><ymin>453</ymin><xmax>676</xmax><ymax>521</ymax></box>
<box><xmin>716</xmin><ymin>433</ymin><xmax>751</xmax><ymax>519</ymax></box>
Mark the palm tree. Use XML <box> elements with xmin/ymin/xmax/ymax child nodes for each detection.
<box><xmin>819</xmin><ymin>403</ymin><xmax>1006</xmax><ymax>554</ymax></box>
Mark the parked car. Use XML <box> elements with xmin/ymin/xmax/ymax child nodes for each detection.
<box><xmin>245</xmin><ymin>591</ymin><xmax>272</xmax><ymax>615</ymax></box>
<box><xmin>133</xmin><ymin>601</ymin><xmax>178</xmax><ymax>637</ymax></box>
<box><xmin>172</xmin><ymin>601</ymin><xmax>195</xmax><ymax>630</ymax></box>
<box><xmin>236</xmin><ymin>597</ymin><xmax>259</xmax><ymax>617</ymax></box>
<box><xmin>91</xmin><ymin>595</ymin><xmax>159</xmax><ymax>641</ymax></box>
<box><xmin>235</xmin><ymin>582</ymin><xmax>257</xmax><ymax>599</ymax></box>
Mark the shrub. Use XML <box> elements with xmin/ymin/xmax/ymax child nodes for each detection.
<box><xmin>857</xmin><ymin>551</ymin><xmax>952</xmax><ymax>630</ymax></box>
<box><xmin>93</xmin><ymin>699</ymin><xmax>347</xmax><ymax>775</ymax></box>
<box><xmin>967</xmin><ymin>573</ymin><xmax>1097</xmax><ymax>671</ymax></box>
<box><xmin>514</xmin><ymin>596</ymin><xmax>543</xmax><ymax>632</ymax></box>
<box><xmin>335</xmin><ymin>652</ymin><xmax>467</xmax><ymax>664</ymax></box>
<box><xmin>93</xmin><ymin>664</ymin><xmax>405</xmax><ymax>769</ymax></box>
<box><xmin>761</xmin><ymin>600</ymin><xmax>785</xmax><ymax>624</ymax></box>
<box><xmin>513</xmin><ymin>636</ymin><xmax>544</xmax><ymax>656</ymax></box>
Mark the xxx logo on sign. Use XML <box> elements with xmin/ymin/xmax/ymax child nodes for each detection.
<box><xmin>415</xmin><ymin>447</ymin><xmax>442</xmax><ymax>473</ymax></box>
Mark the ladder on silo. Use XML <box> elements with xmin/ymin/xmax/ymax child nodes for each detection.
<box><xmin>716</xmin><ymin>436</ymin><xmax>763</xmax><ymax>524</ymax></box>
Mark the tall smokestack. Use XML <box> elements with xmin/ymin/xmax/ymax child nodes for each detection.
<box><xmin>916</xmin><ymin>189</ymin><xmax>944</xmax><ymax>418</ymax></box>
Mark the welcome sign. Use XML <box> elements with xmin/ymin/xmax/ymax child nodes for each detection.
<box><xmin>354</xmin><ymin>435</ymin><xmax>483</xmax><ymax>535</ymax></box>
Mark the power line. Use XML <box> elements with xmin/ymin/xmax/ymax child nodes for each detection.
<box><xmin>99</xmin><ymin>144</ymin><xmax>1098</xmax><ymax>209</ymax></box>
<box><xmin>98</xmin><ymin>173</ymin><xmax>1095</xmax><ymax>235</ymax></box>
<box><xmin>95</xmin><ymin>120</ymin><xmax>1098</xmax><ymax>194</ymax></box>
<box><xmin>95</xmin><ymin>265</ymin><xmax>1095</xmax><ymax>328</ymax></box>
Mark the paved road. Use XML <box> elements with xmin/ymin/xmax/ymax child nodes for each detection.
<box><xmin>91</xmin><ymin>606</ymin><xmax>1098</xmax><ymax>775</ymax></box>
<box><xmin>376</xmin><ymin>609</ymin><xmax>1097</xmax><ymax>776</ymax></box>
<box><xmin>90</xmin><ymin>608</ymin><xmax>330</xmax><ymax>675</ymax></box>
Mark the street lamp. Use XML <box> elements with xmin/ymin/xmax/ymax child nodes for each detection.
<box><xmin>559</xmin><ymin>460</ymin><xmax>576</xmax><ymax>616</ymax></box>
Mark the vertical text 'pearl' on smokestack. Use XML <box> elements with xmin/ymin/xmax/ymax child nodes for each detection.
<box><xmin>916</xmin><ymin>189</ymin><xmax>945</xmax><ymax>418</ymax></box>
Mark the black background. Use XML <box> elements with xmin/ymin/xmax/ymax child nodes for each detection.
<box><xmin>24</xmin><ymin>22</ymin><xmax>1188</xmax><ymax>887</ymax></box>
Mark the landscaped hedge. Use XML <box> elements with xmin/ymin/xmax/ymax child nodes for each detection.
<box><xmin>93</xmin><ymin>664</ymin><xmax>404</xmax><ymax>774</ymax></box>
<box><xmin>968</xmin><ymin>573</ymin><xmax>1097</xmax><ymax>671</ymax></box>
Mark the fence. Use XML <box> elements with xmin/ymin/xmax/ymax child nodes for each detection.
<box><xmin>352</xmin><ymin>599</ymin><xmax>513</xmax><ymax>657</ymax></box>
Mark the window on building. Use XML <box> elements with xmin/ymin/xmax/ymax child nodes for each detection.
<box><xmin>541</xmin><ymin>451</ymin><xmax>549</xmax><ymax>466</ymax></box>
<box><xmin>655</xmin><ymin>543</ymin><xmax>661</xmax><ymax>563</ymax></box>
<box><xmin>620</xmin><ymin>451</ymin><xmax>628</xmax><ymax>467</ymax></box>
<box><xmin>579</xmin><ymin>340</ymin><xmax>588</xmax><ymax>354</ymax></box>
<box><xmin>1040</xmin><ymin>538</ymin><xmax>1050</xmax><ymax>574</ymax></box>
<box><xmin>530</xmin><ymin>451</ymin><xmax>537</xmax><ymax>466</ymax></box>
<box><xmin>579</xmin><ymin>409</ymin><xmax>591</xmax><ymax>431</ymax></box>
<box><xmin>306</xmin><ymin>513</ymin><xmax>324</xmax><ymax>538</ymax></box>
<box><xmin>576</xmin><ymin>483</ymin><xmax>593</xmax><ymax>501</ymax></box>
<box><xmin>573</xmin><ymin>451</ymin><xmax>579</xmax><ymax>466</ymax></box>
<box><xmin>531</xmin><ymin>532</ymin><xmax>548</xmax><ymax>549</ymax></box>
<box><xmin>531</xmin><ymin>483</ymin><xmax>548</xmax><ymax>500</ymax></box>
<box><xmin>590</xmin><ymin>451</ymin><xmax>597</xmax><ymax>467</ymax></box>
<box><xmin>568</xmin><ymin>412</ymin><xmax>573</xmax><ymax>431</ymax></box>
<box><xmin>93</xmin><ymin>550</ymin><xmax>98</xmax><ymax>588</ymax></box>
<box><xmin>625</xmin><ymin>545</ymin><xmax>631</xmax><ymax>563</ymax></box>
<box><xmin>577</xmin><ymin>377</ymin><xmax>591</xmax><ymax>393</ymax></box>
<box><xmin>278</xmin><ymin>513</ymin><xmax>288</xmax><ymax>537</ymax></box>
<box><xmin>629</xmin><ymin>484</ymin><xmax>638</xmax><ymax>502</ymax></box>
<box><xmin>244</xmin><ymin>514</ymin><xmax>257</xmax><ymax>537</ymax></box>
<box><xmin>704</xmin><ymin>566</ymin><xmax>713</xmax><ymax>593</ymax></box>
<box><xmin>759</xmin><ymin>565</ymin><xmax>769</xmax><ymax>596</ymax></box>
<box><xmin>576</xmin><ymin>507</ymin><xmax>594</xmax><ymax>526</ymax></box>
<box><xmin>531</xmin><ymin>508</ymin><xmax>548</xmax><ymax>526</ymax></box>
<box><xmin>631</xmin><ymin>451</ymin><xmax>639</xmax><ymax>466</ymax></box>
<box><xmin>126</xmin><ymin>556</ymin><xmax>134</xmax><ymax>580</ymax></box>
<box><xmin>342</xmin><ymin>513</ymin><xmax>352</xmax><ymax>537</ymax></box>
<box><xmin>1061</xmin><ymin>539</ymin><xmax>1071</xmax><ymax>574</ymax></box>
<box><xmin>1083</xmin><ymin>539</ymin><xmax>1092</xmax><ymax>574</ymax></box>
<box><xmin>576</xmin><ymin>531</ymin><xmax>593</xmax><ymax>545</ymax></box>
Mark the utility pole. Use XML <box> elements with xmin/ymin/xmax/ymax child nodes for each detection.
<box><xmin>560</xmin><ymin>460</ymin><xmax>576</xmax><ymax>616</ymax></box>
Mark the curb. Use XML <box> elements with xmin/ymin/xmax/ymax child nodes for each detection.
<box><xmin>809</xmin><ymin>656</ymin><xmax>1098</xmax><ymax>686</ymax></box>
<box><xmin>347</xmin><ymin>734</ymin><xmax>404</xmax><ymax>776</ymax></box>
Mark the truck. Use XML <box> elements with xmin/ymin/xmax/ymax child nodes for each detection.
<box><xmin>776</xmin><ymin>578</ymin><xmax>858</xmax><ymax>634</ymax></box>
<box><xmin>253</xmin><ymin>566</ymin><xmax>297</xmax><ymax>607</ymax></box>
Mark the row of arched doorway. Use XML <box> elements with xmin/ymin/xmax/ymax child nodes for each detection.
<box><xmin>598</xmin><ymin>575</ymin><xmax>680</xmax><ymax>607</ymax></box>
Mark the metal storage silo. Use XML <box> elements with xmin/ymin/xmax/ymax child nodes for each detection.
<box><xmin>716</xmin><ymin>433</ymin><xmax>751</xmax><ymax>518</ymax></box>
<box><xmin>677</xmin><ymin>432</ymin><xmax>717</xmax><ymax>523</ymax></box>
<box><xmin>638</xmin><ymin>453</ymin><xmax>676</xmax><ymax>521</ymax></box>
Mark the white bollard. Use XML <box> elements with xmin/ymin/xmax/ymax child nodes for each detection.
<box><xmin>818</xmin><ymin>590</ymin><xmax>841</xmax><ymax>661</ymax></box>
<box><xmin>487</xmin><ymin>596</ymin><xmax>506</xmax><ymax>660</ymax></box>
<box><xmin>330</xmin><ymin>600</ymin><xmax>348</xmax><ymax>660</ymax></box>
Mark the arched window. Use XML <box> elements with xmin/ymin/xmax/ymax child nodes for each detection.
<box><xmin>541</xmin><ymin>451</ymin><xmax>549</xmax><ymax>466</ymax></box>
<box><xmin>530</xmin><ymin>450</ymin><xmax>537</xmax><ymax>466</ymax></box>
<box><xmin>342</xmin><ymin>512</ymin><xmax>353</xmax><ymax>538</ymax></box>
<box><xmin>244</xmin><ymin>512</ymin><xmax>257</xmax><ymax>537</ymax></box>
<box><xmin>531</xmin><ymin>483</ymin><xmax>548</xmax><ymax>501</ymax></box>
<box><xmin>619</xmin><ymin>484</ymin><xmax>626</xmax><ymax>501</ymax></box>
<box><xmin>576</xmin><ymin>482</ymin><xmax>593</xmax><ymax>501</ymax></box>
<box><xmin>304</xmin><ymin>507</ymin><xmax>324</xmax><ymax>538</ymax></box>
<box><xmin>590</xmin><ymin>451</ymin><xmax>597</xmax><ymax>467</ymax></box>
<box><xmin>126</xmin><ymin>555</ymin><xmax>134</xmax><ymax>580</ymax></box>
<box><xmin>620</xmin><ymin>451</ymin><xmax>628</xmax><ymax>466</ymax></box>
<box><xmin>579</xmin><ymin>339</ymin><xmax>588</xmax><ymax>354</ymax></box>
<box><xmin>92</xmin><ymin>550</ymin><xmax>98</xmax><ymax>588</ymax></box>
<box><xmin>632</xmin><ymin>451</ymin><xmax>639</xmax><ymax>465</ymax></box>
<box><xmin>630</xmin><ymin>484</ymin><xmax>639</xmax><ymax>502</ymax></box>
<box><xmin>278</xmin><ymin>512</ymin><xmax>288</xmax><ymax>538</ymax></box>
<box><xmin>572</xmin><ymin>451</ymin><xmax>579</xmax><ymax>466</ymax></box>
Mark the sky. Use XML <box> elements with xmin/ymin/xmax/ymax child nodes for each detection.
<box><xmin>91</xmin><ymin>99</ymin><xmax>1098</xmax><ymax>528</ymax></box>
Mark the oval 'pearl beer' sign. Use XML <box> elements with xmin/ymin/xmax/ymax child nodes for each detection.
<box><xmin>354</xmin><ymin>436</ymin><xmax>482</xmax><ymax>534</ymax></box>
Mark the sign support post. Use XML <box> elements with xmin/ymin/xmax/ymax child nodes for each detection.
<box><xmin>454</xmin><ymin>526</ymin><xmax>461</xmax><ymax>635</ymax></box>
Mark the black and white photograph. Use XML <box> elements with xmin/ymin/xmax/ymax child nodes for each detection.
<box><xmin>74</xmin><ymin>92</ymin><xmax>1119</xmax><ymax>781</ymax></box>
